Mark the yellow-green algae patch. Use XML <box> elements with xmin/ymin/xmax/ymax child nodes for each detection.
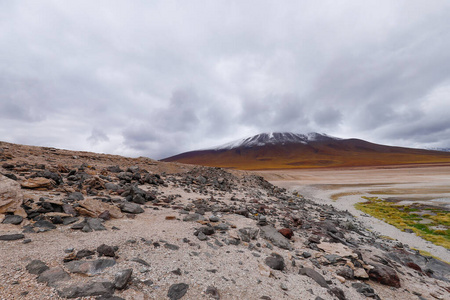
<box><xmin>355</xmin><ymin>196</ymin><xmax>450</xmax><ymax>249</ymax></box>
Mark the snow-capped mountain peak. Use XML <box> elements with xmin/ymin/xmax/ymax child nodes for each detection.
<box><xmin>213</xmin><ymin>132</ymin><xmax>339</xmax><ymax>150</ymax></box>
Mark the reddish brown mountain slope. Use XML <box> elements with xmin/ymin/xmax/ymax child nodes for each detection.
<box><xmin>162</xmin><ymin>133</ymin><xmax>450</xmax><ymax>170</ymax></box>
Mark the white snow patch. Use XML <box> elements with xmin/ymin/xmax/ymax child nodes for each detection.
<box><xmin>209</xmin><ymin>132</ymin><xmax>340</xmax><ymax>150</ymax></box>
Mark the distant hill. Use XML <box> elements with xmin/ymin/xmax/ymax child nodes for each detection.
<box><xmin>426</xmin><ymin>147</ymin><xmax>450</xmax><ymax>152</ymax></box>
<box><xmin>162</xmin><ymin>132</ymin><xmax>450</xmax><ymax>170</ymax></box>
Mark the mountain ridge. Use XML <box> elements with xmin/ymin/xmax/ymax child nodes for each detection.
<box><xmin>163</xmin><ymin>132</ymin><xmax>450</xmax><ymax>170</ymax></box>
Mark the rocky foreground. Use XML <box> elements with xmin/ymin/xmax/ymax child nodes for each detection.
<box><xmin>0</xmin><ymin>141</ymin><xmax>449</xmax><ymax>300</ymax></box>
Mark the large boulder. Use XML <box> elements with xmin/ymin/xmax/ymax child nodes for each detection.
<box><xmin>0</xmin><ymin>174</ymin><xmax>24</xmax><ymax>214</ymax></box>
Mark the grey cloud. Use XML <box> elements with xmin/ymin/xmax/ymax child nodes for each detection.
<box><xmin>1</xmin><ymin>1</ymin><xmax>450</xmax><ymax>158</ymax></box>
<box><xmin>313</xmin><ymin>108</ymin><xmax>342</xmax><ymax>128</ymax></box>
<box><xmin>121</xmin><ymin>87</ymin><xmax>240</xmax><ymax>158</ymax></box>
<box><xmin>239</xmin><ymin>94</ymin><xmax>310</xmax><ymax>132</ymax></box>
<box><xmin>88</xmin><ymin>128</ymin><xmax>109</xmax><ymax>145</ymax></box>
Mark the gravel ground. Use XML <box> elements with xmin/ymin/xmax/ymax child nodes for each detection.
<box><xmin>1</xmin><ymin>142</ymin><xmax>449</xmax><ymax>299</ymax></box>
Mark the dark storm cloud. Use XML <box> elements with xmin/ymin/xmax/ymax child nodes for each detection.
<box><xmin>1</xmin><ymin>1</ymin><xmax>450</xmax><ymax>158</ymax></box>
<box><xmin>122</xmin><ymin>87</ymin><xmax>239</xmax><ymax>158</ymax></box>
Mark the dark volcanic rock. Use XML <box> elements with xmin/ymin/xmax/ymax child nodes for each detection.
<box><xmin>97</xmin><ymin>244</ymin><xmax>116</xmax><ymax>257</ymax></box>
<box><xmin>167</xmin><ymin>283</ymin><xmax>189</xmax><ymax>300</ymax></box>
<box><xmin>98</xmin><ymin>210</ymin><xmax>111</xmax><ymax>220</ymax></box>
<box><xmin>308</xmin><ymin>235</ymin><xmax>321</xmax><ymax>244</ymax></box>
<box><xmin>130</xmin><ymin>257</ymin><xmax>150</xmax><ymax>266</ymax></box>
<box><xmin>368</xmin><ymin>263</ymin><xmax>400</xmax><ymax>288</ymax></box>
<box><xmin>337</xmin><ymin>266</ymin><xmax>354</xmax><ymax>279</ymax></box>
<box><xmin>424</xmin><ymin>258</ymin><xmax>450</xmax><ymax>281</ymax></box>
<box><xmin>2</xmin><ymin>214</ymin><xmax>23</xmax><ymax>225</ymax></box>
<box><xmin>119</xmin><ymin>202</ymin><xmax>144</xmax><ymax>214</ymax></box>
<box><xmin>107</xmin><ymin>165</ymin><xmax>123</xmax><ymax>173</ymax></box>
<box><xmin>386</xmin><ymin>250</ymin><xmax>450</xmax><ymax>282</ymax></box>
<box><xmin>197</xmin><ymin>232</ymin><xmax>208</xmax><ymax>241</ymax></box>
<box><xmin>97</xmin><ymin>296</ymin><xmax>125</xmax><ymax>300</ymax></box>
<box><xmin>68</xmin><ymin>192</ymin><xmax>84</xmax><ymax>201</ymax></box>
<box><xmin>209</xmin><ymin>215</ymin><xmax>220</xmax><ymax>222</ymax></box>
<box><xmin>299</xmin><ymin>267</ymin><xmax>329</xmax><ymax>289</ymax></box>
<box><xmin>34</xmin><ymin>220</ymin><xmax>57</xmax><ymax>230</ymax></box>
<box><xmin>330</xmin><ymin>287</ymin><xmax>346</xmax><ymax>300</ymax></box>
<box><xmin>57</xmin><ymin>281</ymin><xmax>114</xmax><ymax>298</ymax></box>
<box><xmin>105</xmin><ymin>182</ymin><xmax>119</xmax><ymax>191</ymax></box>
<box><xmin>26</xmin><ymin>260</ymin><xmax>49</xmax><ymax>275</ymax></box>
<box><xmin>114</xmin><ymin>268</ymin><xmax>133</xmax><ymax>290</ymax></box>
<box><xmin>352</xmin><ymin>282</ymin><xmax>381</xmax><ymax>299</ymax></box>
<box><xmin>205</xmin><ymin>286</ymin><xmax>220</xmax><ymax>299</ymax></box>
<box><xmin>62</xmin><ymin>204</ymin><xmax>77</xmax><ymax>216</ymax></box>
<box><xmin>265</xmin><ymin>253</ymin><xmax>285</xmax><ymax>271</ymax></box>
<box><xmin>76</xmin><ymin>249</ymin><xmax>95</xmax><ymax>259</ymax></box>
<box><xmin>164</xmin><ymin>243</ymin><xmax>180</xmax><ymax>250</ymax></box>
<box><xmin>37</xmin><ymin>267</ymin><xmax>70</xmax><ymax>287</ymax></box>
<box><xmin>0</xmin><ymin>233</ymin><xmax>24</xmax><ymax>241</ymax></box>
<box><xmin>86</xmin><ymin>218</ymin><xmax>106</xmax><ymax>231</ymax></box>
<box><xmin>198</xmin><ymin>226</ymin><xmax>215</xmax><ymax>236</ymax></box>
<box><xmin>259</xmin><ymin>225</ymin><xmax>292</xmax><ymax>250</ymax></box>
<box><xmin>132</xmin><ymin>194</ymin><xmax>146</xmax><ymax>204</ymax></box>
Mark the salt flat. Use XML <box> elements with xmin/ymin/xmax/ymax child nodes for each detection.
<box><xmin>257</xmin><ymin>164</ymin><xmax>450</xmax><ymax>262</ymax></box>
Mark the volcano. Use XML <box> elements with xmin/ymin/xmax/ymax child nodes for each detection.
<box><xmin>162</xmin><ymin>132</ymin><xmax>450</xmax><ymax>170</ymax></box>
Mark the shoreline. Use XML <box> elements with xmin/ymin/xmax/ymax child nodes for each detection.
<box><xmin>283</xmin><ymin>183</ymin><xmax>450</xmax><ymax>263</ymax></box>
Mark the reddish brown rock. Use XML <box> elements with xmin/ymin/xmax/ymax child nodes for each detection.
<box><xmin>406</xmin><ymin>262</ymin><xmax>422</xmax><ymax>272</ymax></box>
<box><xmin>76</xmin><ymin>198</ymin><xmax>123</xmax><ymax>219</ymax></box>
<box><xmin>368</xmin><ymin>263</ymin><xmax>401</xmax><ymax>288</ymax></box>
<box><xmin>0</xmin><ymin>174</ymin><xmax>24</xmax><ymax>214</ymax></box>
<box><xmin>278</xmin><ymin>228</ymin><xmax>294</xmax><ymax>239</ymax></box>
<box><xmin>21</xmin><ymin>177</ymin><xmax>55</xmax><ymax>190</ymax></box>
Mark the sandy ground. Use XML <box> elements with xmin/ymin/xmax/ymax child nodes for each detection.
<box><xmin>257</xmin><ymin>165</ymin><xmax>450</xmax><ymax>263</ymax></box>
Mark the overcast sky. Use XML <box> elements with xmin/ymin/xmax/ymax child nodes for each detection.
<box><xmin>1</xmin><ymin>1</ymin><xmax>450</xmax><ymax>159</ymax></box>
